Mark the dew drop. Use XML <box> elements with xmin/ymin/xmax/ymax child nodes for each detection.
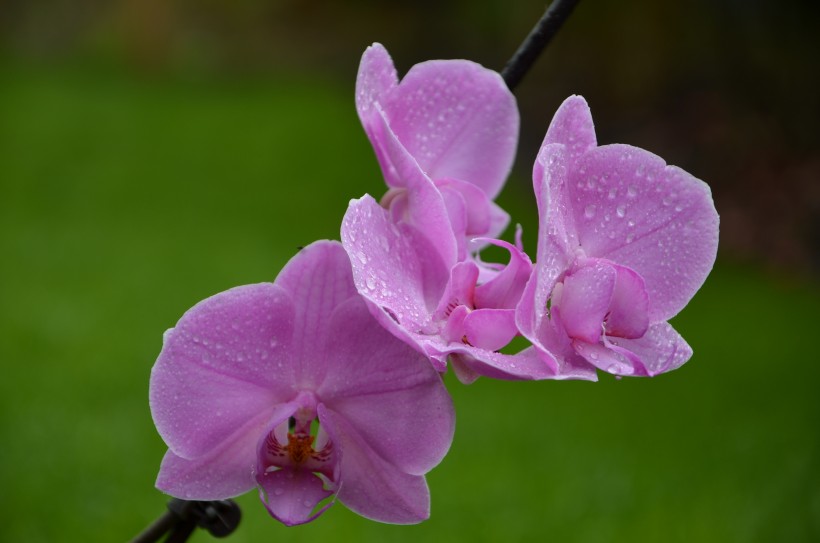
<box><xmin>365</xmin><ymin>276</ymin><xmax>376</xmax><ymax>290</ymax></box>
<box><xmin>627</xmin><ymin>185</ymin><xmax>638</xmax><ymax>198</ymax></box>
<box><xmin>608</xmin><ymin>188</ymin><xmax>617</xmax><ymax>199</ymax></box>
<box><xmin>584</xmin><ymin>204</ymin><xmax>596</xmax><ymax>219</ymax></box>
<box><xmin>616</xmin><ymin>204</ymin><xmax>626</xmax><ymax>218</ymax></box>
<box><xmin>356</xmin><ymin>252</ymin><xmax>367</xmax><ymax>264</ymax></box>
<box><xmin>274</xmin><ymin>487</ymin><xmax>285</xmax><ymax>496</ymax></box>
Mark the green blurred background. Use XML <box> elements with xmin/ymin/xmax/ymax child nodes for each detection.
<box><xmin>1</xmin><ymin>1</ymin><xmax>818</xmax><ymax>541</ymax></box>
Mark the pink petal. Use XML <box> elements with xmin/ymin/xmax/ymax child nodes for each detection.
<box><xmin>542</xmin><ymin>95</ymin><xmax>597</xmax><ymax>163</ymax></box>
<box><xmin>606</xmin><ymin>263</ymin><xmax>649</xmax><ymax>339</ymax></box>
<box><xmin>370</xmin><ymin>107</ymin><xmax>459</xmax><ymax>268</ymax></box>
<box><xmin>440</xmin><ymin>304</ymin><xmax>470</xmax><ymax>345</ymax></box>
<box><xmin>567</xmin><ymin>144</ymin><xmax>719</xmax><ymax>321</ymax></box>
<box><xmin>433</xmin><ymin>261</ymin><xmax>479</xmax><ymax>320</ymax></box>
<box><xmin>447</xmin><ymin>345</ymin><xmax>592</xmax><ymax>381</ymax></box>
<box><xmin>356</xmin><ymin>43</ymin><xmax>398</xmax><ymax>120</ymax></box>
<box><xmin>438</xmin><ymin>177</ymin><xmax>494</xmax><ymax>236</ymax></box>
<box><xmin>607</xmin><ymin>321</ymin><xmax>693</xmax><ymax>376</ymax></box>
<box><xmin>474</xmin><ymin>239</ymin><xmax>532</xmax><ymax>310</ymax></box>
<box><xmin>382</xmin><ymin>58</ymin><xmax>518</xmax><ymax>199</ymax></box>
<box><xmin>356</xmin><ymin>44</ymin><xmax>400</xmax><ymax>186</ymax></box>
<box><xmin>257</xmin><ymin>469</ymin><xmax>334</xmax><ymax>527</ymax></box>
<box><xmin>524</xmin><ymin>304</ymin><xmax>599</xmax><ymax>381</ymax></box>
<box><xmin>273</xmin><ymin>241</ymin><xmax>360</xmax><ymax>390</ymax></box>
<box><xmin>450</xmin><ymin>354</ymin><xmax>482</xmax><ymax>384</ymax></box>
<box><xmin>253</xmin><ymin>400</ymin><xmax>337</xmax><ymax>525</ymax></box>
<box><xmin>341</xmin><ymin>195</ymin><xmax>438</xmax><ymax>330</ymax></box>
<box><xmin>462</xmin><ymin>308</ymin><xmax>518</xmax><ymax>351</ymax></box>
<box><xmin>558</xmin><ymin>262</ymin><xmax>616</xmax><ymax>344</ymax></box>
<box><xmin>319</xmin><ymin>405</ymin><xmax>433</xmax><ymax>524</ymax></box>
<box><xmin>315</xmin><ymin>296</ymin><xmax>455</xmax><ymax>476</ymax></box>
<box><xmin>150</xmin><ymin>283</ymin><xmax>296</xmax><ymax>459</ymax></box>
<box><xmin>516</xmin><ymin>143</ymin><xmax>575</xmax><ymax>345</ymax></box>
<box><xmin>437</xmin><ymin>182</ymin><xmax>469</xmax><ymax>259</ymax></box>
<box><xmin>155</xmin><ymin>409</ymin><xmax>273</xmax><ymax>500</ymax></box>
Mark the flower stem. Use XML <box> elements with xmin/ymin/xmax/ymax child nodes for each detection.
<box><xmin>130</xmin><ymin>499</ymin><xmax>241</xmax><ymax>543</ymax></box>
<box><xmin>501</xmin><ymin>0</ymin><xmax>582</xmax><ymax>90</ymax></box>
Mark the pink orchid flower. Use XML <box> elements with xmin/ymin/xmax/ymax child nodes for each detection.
<box><xmin>150</xmin><ymin>241</ymin><xmax>455</xmax><ymax>525</ymax></box>
<box><xmin>517</xmin><ymin>96</ymin><xmax>720</xmax><ymax>377</ymax></box>
<box><xmin>341</xmin><ymin>157</ymin><xmax>591</xmax><ymax>383</ymax></box>
<box><xmin>356</xmin><ymin>43</ymin><xmax>519</xmax><ymax>256</ymax></box>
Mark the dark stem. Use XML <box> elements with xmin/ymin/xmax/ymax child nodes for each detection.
<box><xmin>130</xmin><ymin>510</ymin><xmax>179</xmax><ymax>543</ymax></box>
<box><xmin>130</xmin><ymin>499</ymin><xmax>242</xmax><ymax>543</ymax></box>
<box><xmin>501</xmin><ymin>0</ymin><xmax>582</xmax><ymax>90</ymax></box>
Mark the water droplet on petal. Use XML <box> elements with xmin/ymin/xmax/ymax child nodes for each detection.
<box><xmin>584</xmin><ymin>204</ymin><xmax>596</xmax><ymax>219</ymax></box>
<box><xmin>627</xmin><ymin>185</ymin><xmax>638</xmax><ymax>198</ymax></box>
<box><xmin>365</xmin><ymin>276</ymin><xmax>376</xmax><ymax>290</ymax></box>
<box><xmin>274</xmin><ymin>487</ymin><xmax>285</xmax><ymax>496</ymax></box>
<box><xmin>616</xmin><ymin>204</ymin><xmax>626</xmax><ymax>218</ymax></box>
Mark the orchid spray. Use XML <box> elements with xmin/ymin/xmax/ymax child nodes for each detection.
<box><xmin>136</xmin><ymin>1</ymin><xmax>717</xmax><ymax>539</ymax></box>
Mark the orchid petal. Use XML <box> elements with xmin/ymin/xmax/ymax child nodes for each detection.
<box><xmin>573</xmin><ymin>340</ymin><xmax>643</xmax><ymax>376</ymax></box>
<box><xmin>440</xmin><ymin>302</ymin><xmax>470</xmax><ymax>345</ymax></box>
<box><xmin>150</xmin><ymin>283</ymin><xmax>295</xmax><ymax>459</ymax></box>
<box><xmin>371</xmin><ymin>107</ymin><xmax>459</xmax><ymax>268</ymax></box>
<box><xmin>567</xmin><ymin>144</ymin><xmax>719</xmax><ymax>321</ymax></box>
<box><xmin>447</xmin><ymin>345</ymin><xmax>592</xmax><ymax>381</ymax></box>
<box><xmin>542</xmin><ymin>95</ymin><xmax>597</xmax><ymax>164</ymax></box>
<box><xmin>607</xmin><ymin>322</ymin><xmax>693</xmax><ymax>376</ymax></box>
<box><xmin>273</xmin><ymin>241</ymin><xmax>359</xmax><ymax>390</ymax></box>
<box><xmin>253</xmin><ymin>401</ymin><xmax>336</xmax><ymax>525</ymax></box>
<box><xmin>316</xmin><ymin>297</ymin><xmax>455</xmax><ymax>475</ymax></box>
<box><xmin>155</xmin><ymin>409</ymin><xmax>274</xmax><ymax>500</ymax></box>
<box><xmin>320</xmin><ymin>405</ymin><xmax>432</xmax><ymax>524</ymax></box>
<box><xmin>356</xmin><ymin>43</ymin><xmax>399</xmax><ymax>121</ymax></box>
<box><xmin>559</xmin><ymin>262</ymin><xmax>616</xmax><ymax>344</ymax></box>
<box><xmin>437</xmin><ymin>183</ymin><xmax>469</xmax><ymax>259</ymax></box>
<box><xmin>433</xmin><ymin>261</ymin><xmax>478</xmax><ymax>320</ymax></box>
<box><xmin>356</xmin><ymin>44</ymin><xmax>400</xmax><ymax>185</ymax></box>
<box><xmin>606</xmin><ymin>263</ymin><xmax>650</xmax><ymax>339</ymax></box>
<box><xmin>257</xmin><ymin>469</ymin><xmax>334</xmax><ymax>527</ymax></box>
<box><xmin>463</xmin><ymin>308</ymin><xmax>518</xmax><ymax>352</ymax></box>
<box><xmin>342</xmin><ymin>195</ymin><xmax>437</xmax><ymax>329</ymax></box>
<box><xmin>438</xmin><ymin>178</ymin><xmax>494</xmax><ymax>236</ymax></box>
<box><xmin>474</xmin><ymin>238</ymin><xmax>532</xmax><ymax>310</ymax></box>
<box><xmin>450</xmin><ymin>354</ymin><xmax>482</xmax><ymax>384</ymax></box>
<box><xmin>517</xmin><ymin>143</ymin><xmax>574</xmax><ymax>344</ymax></box>
<box><xmin>382</xmin><ymin>59</ymin><xmax>518</xmax><ymax>198</ymax></box>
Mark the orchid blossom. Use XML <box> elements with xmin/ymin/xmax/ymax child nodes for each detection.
<box><xmin>356</xmin><ymin>43</ymin><xmax>519</xmax><ymax>257</ymax></box>
<box><xmin>341</xmin><ymin>154</ymin><xmax>593</xmax><ymax>383</ymax></box>
<box><xmin>150</xmin><ymin>241</ymin><xmax>455</xmax><ymax>525</ymax></box>
<box><xmin>516</xmin><ymin>96</ymin><xmax>719</xmax><ymax>377</ymax></box>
